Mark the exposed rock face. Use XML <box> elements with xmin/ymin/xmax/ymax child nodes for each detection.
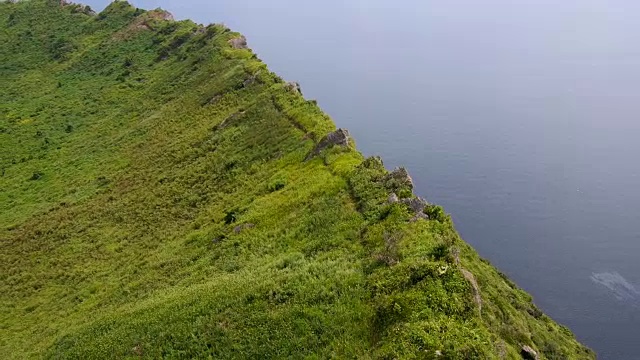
<box><xmin>520</xmin><ymin>345</ymin><xmax>539</xmax><ymax>360</ymax></box>
<box><xmin>242</xmin><ymin>72</ymin><xmax>261</xmax><ymax>88</ymax></box>
<box><xmin>451</xmin><ymin>246</ymin><xmax>461</xmax><ymax>265</ymax></box>
<box><xmin>286</xmin><ymin>81</ymin><xmax>302</xmax><ymax>95</ymax></box>
<box><xmin>497</xmin><ymin>341</ymin><xmax>508</xmax><ymax>360</ymax></box>
<box><xmin>229</xmin><ymin>36</ymin><xmax>248</xmax><ymax>49</ymax></box>
<box><xmin>117</xmin><ymin>9</ymin><xmax>174</xmax><ymax>38</ymax></box>
<box><xmin>384</xmin><ymin>167</ymin><xmax>414</xmax><ymax>193</ymax></box>
<box><xmin>402</xmin><ymin>197</ymin><xmax>429</xmax><ymax>222</ymax></box>
<box><xmin>461</xmin><ymin>268</ymin><xmax>482</xmax><ymax>313</ymax></box>
<box><xmin>323</xmin><ymin>129</ymin><xmax>350</xmax><ymax>147</ymax></box>
<box><xmin>305</xmin><ymin>128</ymin><xmax>350</xmax><ymax>160</ymax></box>
<box><xmin>409</xmin><ymin>212</ymin><xmax>429</xmax><ymax>222</ymax></box>
<box><xmin>401</xmin><ymin>197</ymin><xmax>427</xmax><ymax>213</ymax></box>
<box><xmin>387</xmin><ymin>193</ymin><xmax>399</xmax><ymax>204</ymax></box>
<box><xmin>148</xmin><ymin>9</ymin><xmax>174</xmax><ymax>21</ymax></box>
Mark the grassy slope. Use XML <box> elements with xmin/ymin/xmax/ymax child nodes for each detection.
<box><xmin>0</xmin><ymin>1</ymin><xmax>593</xmax><ymax>359</ymax></box>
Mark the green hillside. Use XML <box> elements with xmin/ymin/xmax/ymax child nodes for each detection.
<box><xmin>0</xmin><ymin>1</ymin><xmax>593</xmax><ymax>359</ymax></box>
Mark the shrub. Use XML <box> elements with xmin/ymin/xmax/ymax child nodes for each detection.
<box><xmin>267</xmin><ymin>178</ymin><xmax>286</xmax><ymax>192</ymax></box>
<box><xmin>47</xmin><ymin>35</ymin><xmax>75</xmax><ymax>61</ymax></box>
<box><xmin>224</xmin><ymin>210</ymin><xmax>237</xmax><ymax>224</ymax></box>
<box><xmin>425</xmin><ymin>205</ymin><xmax>448</xmax><ymax>223</ymax></box>
<box><xmin>29</xmin><ymin>171</ymin><xmax>43</xmax><ymax>181</ymax></box>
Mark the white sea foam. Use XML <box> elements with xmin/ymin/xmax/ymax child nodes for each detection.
<box><xmin>590</xmin><ymin>271</ymin><xmax>640</xmax><ymax>303</ymax></box>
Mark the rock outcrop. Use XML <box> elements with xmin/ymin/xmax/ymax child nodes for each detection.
<box><xmin>401</xmin><ymin>197</ymin><xmax>427</xmax><ymax>213</ymax></box>
<box><xmin>242</xmin><ymin>72</ymin><xmax>261</xmax><ymax>88</ymax></box>
<box><xmin>286</xmin><ymin>81</ymin><xmax>302</xmax><ymax>95</ymax></box>
<box><xmin>461</xmin><ymin>268</ymin><xmax>482</xmax><ymax>313</ymax></box>
<box><xmin>520</xmin><ymin>345</ymin><xmax>540</xmax><ymax>360</ymax></box>
<box><xmin>305</xmin><ymin>128</ymin><xmax>350</xmax><ymax>160</ymax></box>
<box><xmin>147</xmin><ymin>9</ymin><xmax>174</xmax><ymax>21</ymax></box>
<box><xmin>383</xmin><ymin>167</ymin><xmax>414</xmax><ymax>193</ymax></box>
<box><xmin>229</xmin><ymin>36</ymin><xmax>248</xmax><ymax>49</ymax></box>
<box><xmin>401</xmin><ymin>196</ymin><xmax>430</xmax><ymax>222</ymax></box>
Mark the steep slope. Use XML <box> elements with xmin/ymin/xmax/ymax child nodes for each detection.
<box><xmin>0</xmin><ymin>1</ymin><xmax>594</xmax><ymax>359</ymax></box>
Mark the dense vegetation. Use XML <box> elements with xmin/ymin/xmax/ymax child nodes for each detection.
<box><xmin>0</xmin><ymin>1</ymin><xmax>594</xmax><ymax>359</ymax></box>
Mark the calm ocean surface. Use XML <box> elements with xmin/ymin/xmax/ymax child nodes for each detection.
<box><xmin>88</xmin><ymin>1</ymin><xmax>640</xmax><ymax>358</ymax></box>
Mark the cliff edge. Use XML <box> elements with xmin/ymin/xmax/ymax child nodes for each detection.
<box><xmin>0</xmin><ymin>1</ymin><xmax>593</xmax><ymax>358</ymax></box>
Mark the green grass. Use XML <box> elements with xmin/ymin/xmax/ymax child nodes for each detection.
<box><xmin>0</xmin><ymin>1</ymin><xmax>594</xmax><ymax>359</ymax></box>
